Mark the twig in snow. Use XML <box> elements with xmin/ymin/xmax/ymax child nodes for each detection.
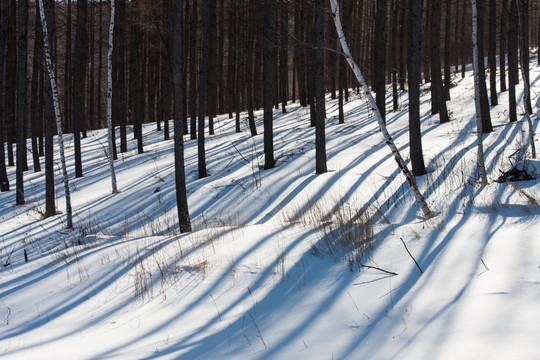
<box><xmin>360</xmin><ymin>264</ymin><xmax>398</xmax><ymax>276</ymax></box>
<box><xmin>400</xmin><ymin>238</ymin><xmax>423</xmax><ymax>274</ymax></box>
<box><xmin>210</xmin><ymin>294</ymin><xmax>222</xmax><ymax>322</ymax></box>
<box><xmin>481</xmin><ymin>258</ymin><xmax>489</xmax><ymax>271</ymax></box>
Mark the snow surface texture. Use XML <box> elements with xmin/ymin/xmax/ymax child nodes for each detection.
<box><xmin>1</xmin><ymin>62</ymin><xmax>540</xmax><ymax>359</ymax></box>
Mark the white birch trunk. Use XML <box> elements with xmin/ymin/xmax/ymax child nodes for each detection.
<box><xmin>472</xmin><ymin>0</ymin><xmax>489</xmax><ymax>186</ymax></box>
<box><xmin>516</xmin><ymin>0</ymin><xmax>537</xmax><ymax>159</ymax></box>
<box><xmin>329</xmin><ymin>0</ymin><xmax>434</xmax><ymax>220</ymax></box>
<box><xmin>38</xmin><ymin>0</ymin><xmax>73</xmax><ymax>229</ymax></box>
<box><xmin>107</xmin><ymin>0</ymin><xmax>118</xmax><ymax>193</ymax></box>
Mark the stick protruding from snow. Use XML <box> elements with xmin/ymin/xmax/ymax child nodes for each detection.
<box><xmin>329</xmin><ymin>0</ymin><xmax>434</xmax><ymax>220</ymax></box>
<box><xmin>38</xmin><ymin>0</ymin><xmax>73</xmax><ymax>229</ymax></box>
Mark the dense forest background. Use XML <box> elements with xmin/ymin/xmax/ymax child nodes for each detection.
<box><xmin>1</xmin><ymin>0</ymin><xmax>538</xmax><ymax>227</ymax></box>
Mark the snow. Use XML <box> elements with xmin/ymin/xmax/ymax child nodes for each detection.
<box><xmin>1</xmin><ymin>62</ymin><xmax>540</xmax><ymax>359</ymax></box>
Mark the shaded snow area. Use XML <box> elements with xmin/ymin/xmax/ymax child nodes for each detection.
<box><xmin>2</xmin><ymin>64</ymin><xmax>540</xmax><ymax>360</ymax></box>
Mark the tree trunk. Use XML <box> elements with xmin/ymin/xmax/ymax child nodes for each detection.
<box><xmin>500</xmin><ymin>0</ymin><xmax>508</xmax><ymax>92</ymax></box>
<box><xmin>73</xmin><ymin>0</ymin><xmax>88</xmax><ymax>178</ymax></box>
<box><xmin>38</xmin><ymin>0</ymin><xmax>74</xmax><ymax>229</ymax></box>
<box><xmin>189</xmin><ymin>0</ymin><xmax>197</xmax><ymax>140</ymax></box>
<box><xmin>488</xmin><ymin>0</ymin><xmax>498</xmax><ymax>105</ymax></box>
<box><xmin>330</xmin><ymin>0</ymin><xmax>434</xmax><ymax>220</ymax></box>
<box><xmin>409</xmin><ymin>0</ymin><xmax>427</xmax><ymax>176</ymax></box>
<box><xmin>113</xmin><ymin>0</ymin><xmax>127</xmax><ymax>154</ymax></box>
<box><xmin>430</xmin><ymin>0</ymin><xmax>449</xmax><ymax>123</ymax></box>
<box><xmin>263</xmin><ymin>0</ymin><xmax>276</xmax><ymax>170</ymax></box>
<box><xmin>519</xmin><ymin>0</ymin><xmax>532</xmax><ymax>114</ymax></box>
<box><xmin>0</xmin><ymin>0</ymin><xmax>9</xmax><ymax>191</ymax></box>
<box><xmin>508</xmin><ymin>0</ymin><xmax>518</xmax><ymax>122</ymax></box>
<box><xmin>43</xmin><ymin>0</ymin><xmax>55</xmax><ymax>217</ymax></box>
<box><xmin>472</xmin><ymin>0</ymin><xmax>489</xmax><ymax>186</ymax></box>
<box><xmin>198</xmin><ymin>0</ymin><xmax>210</xmax><ymax>179</ymax></box>
<box><xmin>374</xmin><ymin>0</ymin><xmax>387</xmax><ymax>122</ymax></box>
<box><xmin>443</xmin><ymin>0</ymin><xmax>451</xmax><ymax>100</ymax></box>
<box><xmin>315</xmin><ymin>0</ymin><xmax>327</xmax><ymax>174</ymax></box>
<box><xmin>16</xmin><ymin>0</ymin><xmax>29</xmax><ymax>204</ymax></box>
<box><xmin>106</xmin><ymin>0</ymin><xmax>118</xmax><ymax>194</ymax></box>
<box><xmin>476</xmin><ymin>0</ymin><xmax>493</xmax><ymax>133</ymax></box>
<box><xmin>30</xmin><ymin>8</ymin><xmax>43</xmax><ymax>173</ymax></box>
<box><xmin>172</xmin><ymin>0</ymin><xmax>192</xmax><ymax>233</ymax></box>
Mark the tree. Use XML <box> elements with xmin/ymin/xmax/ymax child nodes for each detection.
<box><xmin>106</xmin><ymin>0</ymin><xmax>118</xmax><ymax>194</ymax></box>
<box><xmin>475</xmin><ymin>0</ymin><xmax>493</xmax><ymax>133</ymax></box>
<box><xmin>500</xmin><ymin>0</ymin><xmax>508</xmax><ymax>92</ymax></box>
<box><xmin>198</xmin><ymin>0</ymin><xmax>210</xmax><ymax>179</ymax></box>
<box><xmin>16</xmin><ymin>0</ymin><xmax>29</xmax><ymax>204</ymax></box>
<box><xmin>472</xmin><ymin>0</ymin><xmax>488</xmax><ymax>186</ymax></box>
<box><xmin>315</xmin><ymin>0</ymin><xmax>327</xmax><ymax>174</ymax></box>
<box><xmin>73</xmin><ymin>0</ymin><xmax>88</xmax><ymax>178</ymax></box>
<box><xmin>430</xmin><ymin>0</ymin><xmax>450</xmax><ymax>123</ymax></box>
<box><xmin>30</xmin><ymin>8</ymin><xmax>43</xmax><ymax>173</ymax></box>
<box><xmin>409</xmin><ymin>0</ymin><xmax>427</xmax><ymax>176</ymax></box>
<box><xmin>508</xmin><ymin>0</ymin><xmax>518</xmax><ymax>122</ymax></box>
<box><xmin>113</xmin><ymin>0</ymin><xmax>127</xmax><ymax>155</ymax></box>
<box><xmin>263</xmin><ymin>0</ymin><xmax>276</xmax><ymax>170</ymax></box>
<box><xmin>38</xmin><ymin>0</ymin><xmax>74</xmax><ymax>229</ymax></box>
<box><xmin>0</xmin><ymin>0</ymin><xmax>9</xmax><ymax>192</ymax></box>
<box><xmin>488</xmin><ymin>0</ymin><xmax>498</xmax><ymax>105</ymax></box>
<box><xmin>330</xmin><ymin>0</ymin><xmax>434</xmax><ymax>220</ymax></box>
<box><xmin>172</xmin><ymin>0</ymin><xmax>192</xmax><ymax>233</ymax></box>
<box><xmin>374</xmin><ymin>0</ymin><xmax>387</xmax><ymax>122</ymax></box>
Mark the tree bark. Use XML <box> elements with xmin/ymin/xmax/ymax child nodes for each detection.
<box><xmin>198</xmin><ymin>0</ymin><xmax>210</xmax><ymax>178</ymax></box>
<box><xmin>0</xmin><ymin>0</ymin><xmax>9</xmax><ymax>191</ymax></box>
<box><xmin>106</xmin><ymin>0</ymin><xmax>118</xmax><ymax>194</ymax></box>
<box><xmin>488</xmin><ymin>0</ymin><xmax>498</xmax><ymax>105</ymax></box>
<box><xmin>73</xmin><ymin>0</ymin><xmax>88</xmax><ymax>178</ymax></box>
<box><xmin>330</xmin><ymin>0</ymin><xmax>434</xmax><ymax>220</ymax></box>
<box><xmin>16</xmin><ymin>0</ymin><xmax>29</xmax><ymax>204</ymax></box>
<box><xmin>315</xmin><ymin>0</ymin><xmax>327</xmax><ymax>174</ymax></box>
<box><xmin>409</xmin><ymin>0</ymin><xmax>427</xmax><ymax>176</ymax></box>
<box><xmin>263</xmin><ymin>0</ymin><xmax>276</xmax><ymax>170</ymax></box>
<box><xmin>374</xmin><ymin>0</ymin><xmax>387</xmax><ymax>122</ymax></box>
<box><xmin>172</xmin><ymin>0</ymin><xmax>192</xmax><ymax>233</ymax></box>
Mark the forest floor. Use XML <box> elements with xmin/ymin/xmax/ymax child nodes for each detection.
<box><xmin>1</xmin><ymin>61</ymin><xmax>540</xmax><ymax>359</ymax></box>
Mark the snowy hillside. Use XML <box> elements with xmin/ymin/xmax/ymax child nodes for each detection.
<box><xmin>1</xmin><ymin>63</ymin><xmax>539</xmax><ymax>359</ymax></box>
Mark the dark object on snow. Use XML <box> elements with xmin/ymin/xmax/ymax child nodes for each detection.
<box><xmin>496</xmin><ymin>166</ymin><xmax>535</xmax><ymax>183</ymax></box>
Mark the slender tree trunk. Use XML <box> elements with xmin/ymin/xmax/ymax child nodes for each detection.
<box><xmin>430</xmin><ymin>0</ymin><xmax>449</xmax><ymax>123</ymax></box>
<box><xmin>30</xmin><ymin>8</ymin><xmax>43</xmax><ymax>173</ymax></box>
<box><xmin>73</xmin><ymin>0</ymin><xmax>88</xmax><ymax>178</ymax></box>
<box><xmin>315</xmin><ymin>0</ymin><xmax>327</xmax><ymax>174</ymax></box>
<box><xmin>16</xmin><ymin>0</ymin><xmax>29</xmax><ymax>204</ymax></box>
<box><xmin>476</xmin><ymin>0</ymin><xmax>493</xmax><ymax>133</ymax></box>
<box><xmin>207</xmin><ymin>0</ymin><xmax>217</xmax><ymax>136</ymax></box>
<box><xmin>39</xmin><ymin>0</ymin><xmax>73</xmax><ymax>229</ymax></box>
<box><xmin>472</xmin><ymin>0</ymin><xmax>489</xmax><ymax>186</ymax></box>
<box><xmin>198</xmin><ymin>0</ymin><xmax>210</xmax><ymax>179</ymax></box>
<box><xmin>409</xmin><ymin>0</ymin><xmax>427</xmax><ymax>176</ymax></box>
<box><xmin>374</xmin><ymin>0</ymin><xmax>387</xmax><ymax>122</ymax></box>
<box><xmin>43</xmin><ymin>0</ymin><xmax>55</xmax><ymax>217</ymax></box>
<box><xmin>246</xmin><ymin>0</ymin><xmax>257</xmax><ymax>136</ymax></box>
<box><xmin>6</xmin><ymin>0</ymin><xmax>15</xmax><ymax>168</ymax></box>
<box><xmin>517</xmin><ymin>0</ymin><xmax>536</xmax><ymax>158</ymax></box>
<box><xmin>0</xmin><ymin>0</ymin><xmax>9</xmax><ymax>191</ymax></box>
<box><xmin>113</xmin><ymin>0</ymin><xmax>127</xmax><ymax>154</ymax></box>
<box><xmin>508</xmin><ymin>0</ymin><xmax>518</xmax><ymax>122</ymax></box>
<box><xmin>461</xmin><ymin>0</ymin><xmax>468</xmax><ymax>78</ymax></box>
<box><xmin>172</xmin><ymin>0</ymin><xmax>191</xmax><ymax>233</ymax></box>
<box><xmin>330</xmin><ymin>0</ymin><xmax>434</xmax><ymax>219</ymax></box>
<box><xmin>279</xmin><ymin>0</ymin><xmax>288</xmax><ymax>114</ymax></box>
<box><xmin>64</xmin><ymin>0</ymin><xmax>72</xmax><ymax>133</ymax></box>
<box><xmin>443</xmin><ymin>0</ymin><xmax>451</xmax><ymax>100</ymax></box>
<box><xmin>263</xmin><ymin>0</ymin><xmax>276</xmax><ymax>170</ymax></box>
<box><xmin>488</xmin><ymin>0</ymin><xmax>498</xmax><ymax>105</ymax></box>
<box><xmin>107</xmin><ymin>0</ymin><xmax>117</xmax><ymax>193</ymax></box>
<box><xmin>500</xmin><ymin>0</ymin><xmax>508</xmax><ymax>92</ymax></box>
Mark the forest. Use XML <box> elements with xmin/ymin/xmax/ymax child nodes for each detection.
<box><xmin>1</xmin><ymin>1</ymin><xmax>540</xmax><ymax>358</ymax></box>
<box><xmin>1</xmin><ymin>0</ymin><xmax>539</xmax><ymax>231</ymax></box>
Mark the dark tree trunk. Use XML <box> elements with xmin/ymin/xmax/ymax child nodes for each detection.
<box><xmin>172</xmin><ymin>0</ymin><xmax>191</xmax><ymax>233</ymax></box>
<box><xmin>391</xmin><ymin>0</ymin><xmax>399</xmax><ymax>112</ymax></box>
<box><xmin>113</xmin><ymin>0</ymin><xmax>127</xmax><ymax>154</ymax></box>
<box><xmin>500</xmin><ymin>0</ymin><xmax>508</xmax><ymax>92</ymax></box>
<box><xmin>315</xmin><ymin>0</ymin><xmax>326</xmax><ymax>174</ymax></box>
<box><xmin>488</xmin><ymin>0</ymin><xmax>498</xmax><ymax>106</ymax></box>
<box><xmin>519</xmin><ymin>0</ymin><xmax>532</xmax><ymax>114</ymax></box>
<box><xmin>207</xmin><ymin>0</ymin><xmax>217</xmax><ymax>136</ymax></box>
<box><xmin>246</xmin><ymin>0</ymin><xmax>257</xmax><ymax>136</ymax></box>
<box><xmin>443</xmin><ymin>0</ymin><xmax>451</xmax><ymax>100</ymax></box>
<box><xmin>279</xmin><ymin>0</ymin><xmax>288</xmax><ymax>114</ymax></box>
<box><xmin>263</xmin><ymin>0</ymin><xmax>276</xmax><ymax>170</ymax></box>
<box><xmin>189</xmin><ymin>0</ymin><xmax>197</xmax><ymax>140</ymax></box>
<box><xmin>129</xmin><ymin>1</ymin><xmax>143</xmax><ymax>154</ymax></box>
<box><xmin>461</xmin><ymin>0</ymin><xmax>468</xmax><ymax>78</ymax></box>
<box><xmin>16</xmin><ymin>0</ymin><xmax>29</xmax><ymax>204</ymax></box>
<box><xmin>30</xmin><ymin>8</ymin><xmax>43</xmax><ymax>173</ymax></box>
<box><xmin>0</xmin><ymin>0</ymin><xmax>10</xmax><ymax>191</ymax></box>
<box><xmin>6</xmin><ymin>0</ymin><xmax>16</xmax><ymax>168</ymax></box>
<box><xmin>73</xmin><ymin>0</ymin><xmax>88</xmax><ymax>178</ymax></box>
<box><xmin>430</xmin><ymin>0</ymin><xmax>449</xmax><ymax>123</ymax></box>
<box><xmin>374</xmin><ymin>0</ymin><xmax>387</xmax><ymax>122</ymax></box>
<box><xmin>44</xmin><ymin>0</ymin><xmax>56</xmax><ymax>217</ymax></box>
<box><xmin>409</xmin><ymin>0</ymin><xmax>426</xmax><ymax>176</ymax></box>
<box><xmin>508</xmin><ymin>0</ymin><xmax>518</xmax><ymax>122</ymax></box>
<box><xmin>476</xmin><ymin>0</ymin><xmax>493</xmax><ymax>133</ymax></box>
<box><xmin>64</xmin><ymin>0</ymin><xmax>72</xmax><ymax>133</ymax></box>
<box><xmin>198</xmin><ymin>0</ymin><xmax>210</xmax><ymax>179</ymax></box>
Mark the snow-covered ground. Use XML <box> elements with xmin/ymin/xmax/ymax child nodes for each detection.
<box><xmin>1</xmin><ymin>63</ymin><xmax>539</xmax><ymax>359</ymax></box>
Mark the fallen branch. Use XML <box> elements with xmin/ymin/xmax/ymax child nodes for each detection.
<box><xmin>360</xmin><ymin>264</ymin><xmax>398</xmax><ymax>276</ymax></box>
<box><xmin>400</xmin><ymin>237</ymin><xmax>423</xmax><ymax>274</ymax></box>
